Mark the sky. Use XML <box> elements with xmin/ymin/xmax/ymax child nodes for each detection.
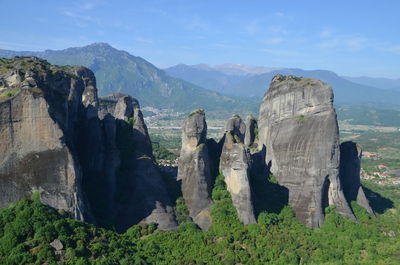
<box><xmin>0</xmin><ymin>0</ymin><xmax>399</xmax><ymax>78</ymax></box>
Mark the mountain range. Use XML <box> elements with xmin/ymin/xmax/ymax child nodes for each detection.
<box><xmin>342</xmin><ymin>76</ymin><xmax>400</xmax><ymax>91</ymax></box>
<box><xmin>1</xmin><ymin>42</ymin><xmax>400</xmax><ymax>115</ymax></box>
<box><xmin>0</xmin><ymin>43</ymin><xmax>257</xmax><ymax>115</ymax></box>
<box><xmin>165</xmin><ymin>64</ymin><xmax>400</xmax><ymax>107</ymax></box>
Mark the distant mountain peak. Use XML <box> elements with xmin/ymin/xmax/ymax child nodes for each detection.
<box><xmin>87</xmin><ymin>42</ymin><xmax>113</xmax><ymax>48</ymax></box>
<box><xmin>167</xmin><ymin>63</ymin><xmax>279</xmax><ymax>76</ymax></box>
<box><xmin>213</xmin><ymin>64</ymin><xmax>279</xmax><ymax>76</ymax></box>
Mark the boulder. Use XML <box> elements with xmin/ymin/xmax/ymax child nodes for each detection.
<box><xmin>258</xmin><ymin>74</ymin><xmax>355</xmax><ymax>228</ymax></box>
<box><xmin>50</xmin><ymin>239</ymin><xmax>64</xmax><ymax>251</ymax></box>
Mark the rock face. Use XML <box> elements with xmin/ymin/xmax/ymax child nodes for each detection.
<box><xmin>244</xmin><ymin>115</ymin><xmax>257</xmax><ymax>147</ymax></box>
<box><xmin>339</xmin><ymin>141</ymin><xmax>374</xmax><ymax>215</ymax></box>
<box><xmin>220</xmin><ymin>115</ymin><xmax>256</xmax><ymax>224</ymax></box>
<box><xmin>98</xmin><ymin>94</ymin><xmax>177</xmax><ymax>231</ymax></box>
<box><xmin>177</xmin><ymin>110</ymin><xmax>214</xmax><ymax>230</ymax></box>
<box><xmin>258</xmin><ymin>74</ymin><xmax>355</xmax><ymax>228</ymax></box>
<box><xmin>0</xmin><ymin>57</ymin><xmax>92</xmax><ymax>220</ymax></box>
<box><xmin>0</xmin><ymin>57</ymin><xmax>177</xmax><ymax>231</ymax></box>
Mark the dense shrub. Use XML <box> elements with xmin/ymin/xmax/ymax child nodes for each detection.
<box><xmin>0</xmin><ymin>180</ymin><xmax>399</xmax><ymax>264</ymax></box>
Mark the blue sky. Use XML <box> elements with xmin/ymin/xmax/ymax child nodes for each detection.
<box><xmin>0</xmin><ymin>0</ymin><xmax>399</xmax><ymax>78</ymax></box>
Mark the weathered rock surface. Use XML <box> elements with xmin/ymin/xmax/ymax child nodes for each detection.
<box><xmin>340</xmin><ymin>141</ymin><xmax>374</xmax><ymax>215</ymax></box>
<box><xmin>98</xmin><ymin>94</ymin><xmax>177</xmax><ymax>231</ymax></box>
<box><xmin>0</xmin><ymin>57</ymin><xmax>92</xmax><ymax>220</ymax></box>
<box><xmin>0</xmin><ymin>57</ymin><xmax>177</xmax><ymax>231</ymax></box>
<box><xmin>244</xmin><ymin>115</ymin><xmax>257</xmax><ymax>147</ymax></box>
<box><xmin>50</xmin><ymin>239</ymin><xmax>64</xmax><ymax>251</ymax></box>
<box><xmin>177</xmin><ymin>110</ymin><xmax>214</xmax><ymax>230</ymax></box>
<box><xmin>220</xmin><ymin>115</ymin><xmax>256</xmax><ymax>224</ymax></box>
<box><xmin>258</xmin><ymin>74</ymin><xmax>355</xmax><ymax>228</ymax></box>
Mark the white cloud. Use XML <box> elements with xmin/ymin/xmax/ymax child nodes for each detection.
<box><xmin>319</xmin><ymin>30</ymin><xmax>332</xmax><ymax>38</ymax></box>
<box><xmin>184</xmin><ymin>16</ymin><xmax>209</xmax><ymax>31</ymax></box>
<box><xmin>80</xmin><ymin>2</ymin><xmax>96</xmax><ymax>10</ymax></box>
<box><xmin>260</xmin><ymin>48</ymin><xmax>303</xmax><ymax>57</ymax></box>
<box><xmin>135</xmin><ymin>37</ymin><xmax>154</xmax><ymax>44</ymax></box>
<box><xmin>317</xmin><ymin>30</ymin><xmax>368</xmax><ymax>51</ymax></box>
<box><xmin>263</xmin><ymin>37</ymin><xmax>283</xmax><ymax>45</ymax></box>
<box><xmin>380</xmin><ymin>44</ymin><xmax>400</xmax><ymax>55</ymax></box>
<box><xmin>267</xmin><ymin>25</ymin><xmax>289</xmax><ymax>35</ymax></box>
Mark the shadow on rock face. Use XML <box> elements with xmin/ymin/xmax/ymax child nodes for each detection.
<box><xmin>159</xmin><ymin>166</ymin><xmax>182</xmax><ymax>204</ymax></box>
<box><xmin>362</xmin><ymin>186</ymin><xmax>394</xmax><ymax>214</ymax></box>
<box><xmin>250</xmin><ymin>146</ymin><xmax>289</xmax><ymax>217</ymax></box>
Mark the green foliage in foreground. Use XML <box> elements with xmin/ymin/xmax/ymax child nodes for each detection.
<box><xmin>1</xmin><ymin>180</ymin><xmax>400</xmax><ymax>264</ymax></box>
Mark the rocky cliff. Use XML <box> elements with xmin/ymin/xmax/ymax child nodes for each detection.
<box><xmin>177</xmin><ymin>110</ymin><xmax>215</xmax><ymax>230</ymax></box>
<box><xmin>244</xmin><ymin>115</ymin><xmax>257</xmax><ymax>147</ymax></box>
<box><xmin>0</xmin><ymin>57</ymin><xmax>92</xmax><ymax>220</ymax></box>
<box><xmin>339</xmin><ymin>141</ymin><xmax>374</xmax><ymax>215</ymax></box>
<box><xmin>220</xmin><ymin>115</ymin><xmax>256</xmax><ymax>224</ymax></box>
<box><xmin>258</xmin><ymin>74</ymin><xmax>355</xmax><ymax>228</ymax></box>
<box><xmin>0</xmin><ymin>57</ymin><xmax>177</xmax><ymax>231</ymax></box>
<box><xmin>98</xmin><ymin>94</ymin><xmax>177</xmax><ymax>231</ymax></box>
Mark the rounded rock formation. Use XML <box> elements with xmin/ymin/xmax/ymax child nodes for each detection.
<box><xmin>258</xmin><ymin>74</ymin><xmax>355</xmax><ymax>228</ymax></box>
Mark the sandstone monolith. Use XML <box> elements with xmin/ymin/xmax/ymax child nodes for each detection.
<box><xmin>220</xmin><ymin>115</ymin><xmax>256</xmax><ymax>224</ymax></box>
<box><xmin>177</xmin><ymin>110</ymin><xmax>214</xmax><ymax>230</ymax></box>
<box><xmin>258</xmin><ymin>74</ymin><xmax>355</xmax><ymax>228</ymax></box>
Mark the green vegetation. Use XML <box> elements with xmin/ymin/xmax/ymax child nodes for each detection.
<box><xmin>341</xmin><ymin>131</ymin><xmax>400</xmax><ymax>183</ymax></box>
<box><xmin>150</xmin><ymin>133</ymin><xmax>182</xmax><ymax>150</ymax></box>
<box><xmin>152</xmin><ymin>142</ymin><xmax>178</xmax><ymax>161</ymax></box>
<box><xmin>188</xmin><ymin>109</ymin><xmax>204</xmax><ymax>117</ymax></box>
<box><xmin>0</xmin><ymin>88</ymin><xmax>21</xmax><ymax>101</ymax></box>
<box><xmin>127</xmin><ymin>117</ymin><xmax>135</xmax><ymax>126</ymax></box>
<box><xmin>287</xmin><ymin>75</ymin><xmax>303</xmax><ymax>81</ymax></box>
<box><xmin>337</xmin><ymin>105</ymin><xmax>400</xmax><ymax>127</ymax></box>
<box><xmin>295</xmin><ymin>114</ymin><xmax>307</xmax><ymax>122</ymax></box>
<box><xmin>1</xmin><ymin>173</ymin><xmax>400</xmax><ymax>264</ymax></box>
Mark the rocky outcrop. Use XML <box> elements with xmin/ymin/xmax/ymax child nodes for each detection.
<box><xmin>340</xmin><ymin>142</ymin><xmax>374</xmax><ymax>215</ymax></box>
<box><xmin>0</xmin><ymin>57</ymin><xmax>92</xmax><ymax>220</ymax></box>
<box><xmin>258</xmin><ymin>74</ymin><xmax>355</xmax><ymax>228</ymax></box>
<box><xmin>177</xmin><ymin>110</ymin><xmax>214</xmax><ymax>230</ymax></box>
<box><xmin>220</xmin><ymin>115</ymin><xmax>256</xmax><ymax>224</ymax></box>
<box><xmin>0</xmin><ymin>57</ymin><xmax>177</xmax><ymax>231</ymax></box>
<box><xmin>99</xmin><ymin>94</ymin><xmax>177</xmax><ymax>231</ymax></box>
<box><xmin>244</xmin><ymin>115</ymin><xmax>257</xmax><ymax>147</ymax></box>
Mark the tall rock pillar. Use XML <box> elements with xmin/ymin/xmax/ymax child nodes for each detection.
<box><xmin>177</xmin><ymin>110</ymin><xmax>214</xmax><ymax>230</ymax></box>
<box><xmin>258</xmin><ymin>74</ymin><xmax>355</xmax><ymax>228</ymax></box>
<box><xmin>220</xmin><ymin>115</ymin><xmax>256</xmax><ymax>224</ymax></box>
